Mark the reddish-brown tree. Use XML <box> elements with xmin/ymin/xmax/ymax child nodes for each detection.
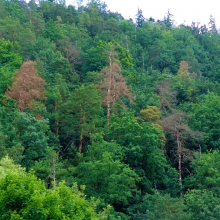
<box><xmin>5</xmin><ymin>61</ymin><xmax>46</xmax><ymax>112</ymax></box>
<box><xmin>99</xmin><ymin>46</ymin><xmax>134</xmax><ymax>124</ymax></box>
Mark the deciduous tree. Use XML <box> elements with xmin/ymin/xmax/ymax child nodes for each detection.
<box><xmin>0</xmin><ymin>156</ymin><xmax>107</xmax><ymax>220</ymax></box>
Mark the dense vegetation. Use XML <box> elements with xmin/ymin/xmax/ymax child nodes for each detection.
<box><xmin>1</xmin><ymin>0</ymin><xmax>220</xmax><ymax>218</ymax></box>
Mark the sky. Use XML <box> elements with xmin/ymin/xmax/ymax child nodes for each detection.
<box><xmin>69</xmin><ymin>0</ymin><xmax>220</xmax><ymax>28</ymax></box>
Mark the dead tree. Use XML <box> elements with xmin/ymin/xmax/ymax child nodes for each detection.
<box><xmin>162</xmin><ymin>110</ymin><xmax>200</xmax><ymax>191</ymax></box>
<box><xmin>5</xmin><ymin>61</ymin><xmax>46</xmax><ymax>112</ymax></box>
<box><xmin>99</xmin><ymin>46</ymin><xmax>134</xmax><ymax>124</ymax></box>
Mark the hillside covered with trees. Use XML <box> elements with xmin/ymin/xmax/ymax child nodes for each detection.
<box><xmin>1</xmin><ymin>0</ymin><xmax>220</xmax><ymax>219</ymax></box>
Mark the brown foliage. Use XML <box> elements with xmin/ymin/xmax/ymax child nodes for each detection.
<box><xmin>177</xmin><ymin>61</ymin><xmax>190</xmax><ymax>76</ymax></box>
<box><xmin>155</xmin><ymin>79</ymin><xmax>176</xmax><ymax>112</ymax></box>
<box><xmin>56</xmin><ymin>37</ymin><xmax>82</xmax><ymax>71</ymax></box>
<box><xmin>5</xmin><ymin>61</ymin><xmax>46</xmax><ymax>112</ymax></box>
<box><xmin>101</xmin><ymin>63</ymin><xmax>134</xmax><ymax>104</ymax></box>
<box><xmin>99</xmin><ymin>61</ymin><xmax>134</xmax><ymax>124</ymax></box>
<box><xmin>162</xmin><ymin>110</ymin><xmax>200</xmax><ymax>189</ymax></box>
<box><xmin>177</xmin><ymin>61</ymin><xmax>197</xmax><ymax>78</ymax></box>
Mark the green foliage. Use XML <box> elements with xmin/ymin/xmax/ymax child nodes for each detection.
<box><xmin>43</xmin><ymin>19</ymin><xmax>65</xmax><ymax>41</ymax></box>
<box><xmin>0</xmin><ymin>98</ymin><xmax>49</xmax><ymax>168</ymax></box>
<box><xmin>82</xmin><ymin>41</ymin><xmax>109</xmax><ymax>73</ymax></box>
<box><xmin>185</xmin><ymin>151</ymin><xmax>220</xmax><ymax>192</ymax></box>
<box><xmin>174</xmin><ymin>74</ymin><xmax>198</xmax><ymax>104</ymax></box>
<box><xmin>135</xmin><ymin>8</ymin><xmax>145</xmax><ymax>27</ymax></box>
<box><xmin>184</xmin><ymin>151</ymin><xmax>220</xmax><ymax>219</ymax></box>
<box><xmin>82</xmin><ymin>40</ymin><xmax>133</xmax><ymax>75</ymax></box>
<box><xmin>145</xmin><ymin>193</ymin><xmax>191</xmax><ymax>220</ymax></box>
<box><xmin>111</xmin><ymin>40</ymin><xmax>134</xmax><ymax>69</ymax></box>
<box><xmin>0</xmin><ymin>39</ymin><xmax>21</xmax><ymax>67</ymax></box>
<box><xmin>15</xmin><ymin>112</ymin><xmax>49</xmax><ymax>168</ymax></box>
<box><xmin>106</xmin><ymin>110</ymin><xmax>179</xmax><ymax>194</ymax></box>
<box><xmin>188</xmin><ymin>93</ymin><xmax>220</xmax><ymax>150</ymax></box>
<box><xmin>77</xmin><ymin>135</ymin><xmax>139</xmax><ymax>213</ymax></box>
<box><xmin>3</xmin><ymin>0</ymin><xmax>220</xmax><ymax>218</ymax></box>
<box><xmin>0</xmin><ymin>156</ymin><xmax>25</xmax><ymax>180</ymax></box>
<box><xmin>33</xmin><ymin>147</ymin><xmax>76</xmax><ymax>187</ymax></box>
<box><xmin>138</xmin><ymin>106</ymin><xmax>162</xmax><ymax>130</ymax></box>
<box><xmin>61</xmin><ymin>84</ymin><xmax>103</xmax><ymax>153</ymax></box>
<box><xmin>0</xmin><ymin>159</ymin><xmax>105</xmax><ymax>219</ymax></box>
<box><xmin>185</xmin><ymin>189</ymin><xmax>220</xmax><ymax>220</ymax></box>
<box><xmin>0</xmin><ymin>38</ymin><xmax>22</xmax><ymax>93</ymax></box>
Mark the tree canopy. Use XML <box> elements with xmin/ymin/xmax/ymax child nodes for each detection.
<box><xmin>1</xmin><ymin>0</ymin><xmax>220</xmax><ymax>218</ymax></box>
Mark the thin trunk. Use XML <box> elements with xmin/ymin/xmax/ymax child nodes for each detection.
<box><xmin>107</xmin><ymin>51</ymin><xmax>113</xmax><ymax>125</ymax></box>
<box><xmin>177</xmin><ymin>131</ymin><xmax>182</xmax><ymax>193</ymax></box>
<box><xmin>52</xmin><ymin>155</ymin><xmax>56</xmax><ymax>191</ymax></box>
<box><xmin>107</xmin><ymin>79</ymin><xmax>111</xmax><ymax>125</ymax></box>
<box><xmin>113</xmin><ymin>74</ymin><xmax>116</xmax><ymax>103</ymax></box>
<box><xmin>79</xmin><ymin>129</ymin><xmax>83</xmax><ymax>153</ymax></box>
<box><xmin>53</xmin><ymin>159</ymin><xmax>56</xmax><ymax>191</ymax></box>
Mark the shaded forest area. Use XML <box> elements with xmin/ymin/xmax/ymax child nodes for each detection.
<box><xmin>1</xmin><ymin>0</ymin><xmax>220</xmax><ymax>219</ymax></box>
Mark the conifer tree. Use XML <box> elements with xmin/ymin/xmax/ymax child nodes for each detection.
<box><xmin>135</xmin><ymin>8</ymin><xmax>145</xmax><ymax>27</ymax></box>
<box><xmin>99</xmin><ymin>46</ymin><xmax>134</xmax><ymax>124</ymax></box>
<box><xmin>62</xmin><ymin>84</ymin><xmax>102</xmax><ymax>153</ymax></box>
<box><xmin>5</xmin><ymin>61</ymin><xmax>46</xmax><ymax>112</ymax></box>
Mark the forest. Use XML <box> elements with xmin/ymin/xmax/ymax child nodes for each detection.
<box><xmin>1</xmin><ymin>0</ymin><xmax>220</xmax><ymax>219</ymax></box>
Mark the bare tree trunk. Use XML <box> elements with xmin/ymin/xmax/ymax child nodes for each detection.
<box><xmin>52</xmin><ymin>157</ymin><xmax>56</xmax><ymax>191</ymax></box>
<box><xmin>176</xmin><ymin>130</ymin><xmax>183</xmax><ymax>193</ymax></box>
<box><xmin>49</xmin><ymin>152</ymin><xmax>57</xmax><ymax>191</ymax></box>
<box><xmin>107</xmin><ymin>51</ymin><xmax>113</xmax><ymax>125</ymax></box>
<box><xmin>107</xmin><ymin>82</ymin><xmax>111</xmax><ymax>125</ymax></box>
<box><xmin>79</xmin><ymin>131</ymin><xmax>83</xmax><ymax>153</ymax></box>
<box><xmin>162</xmin><ymin>111</ymin><xmax>200</xmax><ymax>195</ymax></box>
<box><xmin>100</xmin><ymin>46</ymin><xmax>133</xmax><ymax>125</ymax></box>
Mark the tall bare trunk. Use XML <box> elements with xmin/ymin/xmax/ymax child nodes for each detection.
<box><xmin>107</xmin><ymin>82</ymin><xmax>111</xmax><ymax>125</ymax></box>
<box><xmin>176</xmin><ymin>130</ymin><xmax>182</xmax><ymax>193</ymax></box>
<box><xmin>107</xmin><ymin>51</ymin><xmax>113</xmax><ymax>125</ymax></box>
<box><xmin>51</xmin><ymin>154</ymin><xmax>56</xmax><ymax>191</ymax></box>
<box><xmin>52</xmin><ymin>159</ymin><xmax>56</xmax><ymax>191</ymax></box>
<box><xmin>79</xmin><ymin>131</ymin><xmax>83</xmax><ymax>153</ymax></box>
